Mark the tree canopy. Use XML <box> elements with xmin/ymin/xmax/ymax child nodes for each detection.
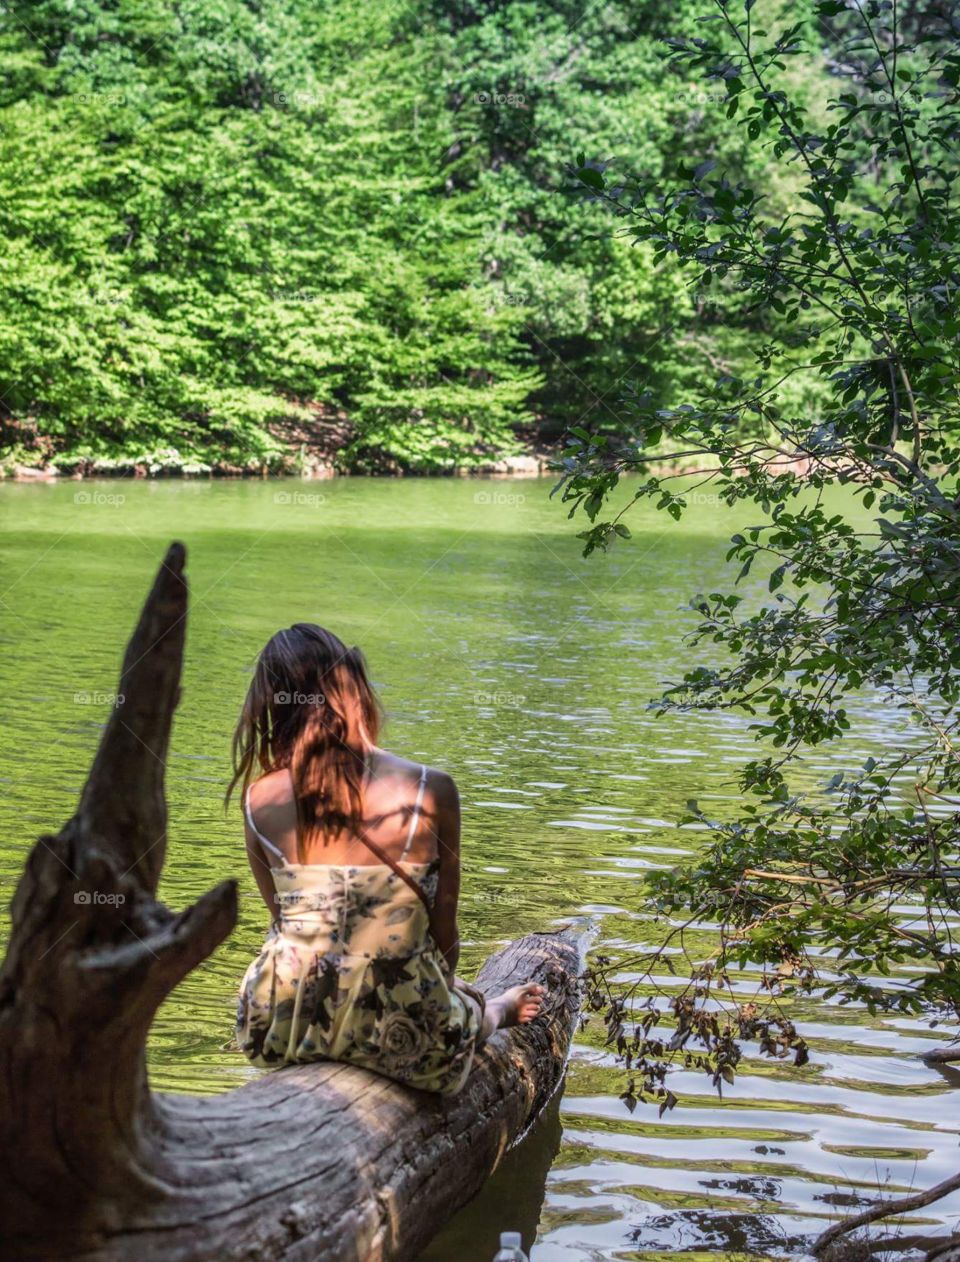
<box><xmin>2</xmin><ymin>0</ymin><xmax>823</xmax><ymax>474</ymax></box>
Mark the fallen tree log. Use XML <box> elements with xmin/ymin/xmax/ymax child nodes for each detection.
<box><xmin>0</xmin><ymin>542</ymin><xmax>585</xmax><ymax>1262</ymax></box>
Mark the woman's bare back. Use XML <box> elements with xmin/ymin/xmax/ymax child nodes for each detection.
<box><xmin>246</xmin><ymin>749</ymin><xmax>443</xmax><ymax>868</ymax></box>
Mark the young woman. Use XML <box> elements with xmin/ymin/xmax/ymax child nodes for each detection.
<box><xmin>231</xmin><ymin>624</ymin><xmax>545</xmax><ymax>1095</ymax></box>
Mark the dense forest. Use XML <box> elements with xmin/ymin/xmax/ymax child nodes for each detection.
<box><xmin>563</xmin><ymin>5</ymin><xmax>960</xmax><ymax>1231</ymax></box>
<box><xmin>0</xmin><ymin>0</ymin><xmax>834</xmax><ymax>474</ymax></box>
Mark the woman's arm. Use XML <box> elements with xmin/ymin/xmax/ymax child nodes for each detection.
<box><xmin>243</xmin><ymin>809</ymin><xmax>280</xmax><ymax>925</ymax></box>
<box><xmin>429</xmin><ymin>770</ymin><xmax>461</xmax><ymax>976</ymax></box>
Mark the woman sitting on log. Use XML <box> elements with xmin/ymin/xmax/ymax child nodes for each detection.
<box><xmin>230</xmin><ymin>624</ymin><xmax>545</xmax><ymax>1094</ymax></box>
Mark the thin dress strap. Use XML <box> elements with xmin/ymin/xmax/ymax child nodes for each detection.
<box><xmin>244</xmin><ymin>788</ymin><xmax>286</xmax><ymax>862</ymax></box>
<box><xmin>399</xmin><ymin>764</ymin><xmax>428</xmax><ymax>860</ymax></box>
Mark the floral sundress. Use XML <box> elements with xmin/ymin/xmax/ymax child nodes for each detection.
<box><xmin>236</xmin><ymin>772</ymin><xmax>484</xmax><ymax>1096</ymax></box>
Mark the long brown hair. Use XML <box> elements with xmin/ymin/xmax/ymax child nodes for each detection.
<box><xmin>227</xmin><ymin>624</ymin><xmax>383</xmax><ymax>862</ymax></box>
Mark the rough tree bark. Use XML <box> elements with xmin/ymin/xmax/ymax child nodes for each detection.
<box><xmin>0</xmin><ymin>542</ymin><xmax>584</xmax><ymax>1262</ymax></box>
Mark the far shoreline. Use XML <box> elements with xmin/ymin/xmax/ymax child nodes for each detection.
<box><xmin>3</xmin><ymin>451</ymin><xmax>557</xmax><ymax>483</ymax></box>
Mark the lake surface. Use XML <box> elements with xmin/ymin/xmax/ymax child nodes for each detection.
<box><xmin>1</xmin><ymin>476</ymin><xmax>957</xmax><ymax>1260</ymax></box>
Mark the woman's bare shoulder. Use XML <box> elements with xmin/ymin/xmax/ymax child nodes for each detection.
<box><xmin>372</xmin><ymin>750</ymin><xmax>458</xmax><ymax>805</ymax></box>
<box><xmin>426</xmin><ymin>765</ymin><xmax>458</xmax><ymax>809</ymax></box>
<box><xmin>247</xmin><ymin>767</ymin><xmax>294</xmax><ymax>808</ymax></box>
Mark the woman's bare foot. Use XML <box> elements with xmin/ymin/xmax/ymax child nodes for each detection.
<box><xmin>492</xmin><ymin>982</ymin><xmax>546</xmax><ymax>1029</ymax></box>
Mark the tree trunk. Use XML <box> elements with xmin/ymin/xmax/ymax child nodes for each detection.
<box><xmin>920</xmin><ymin>1046</ymin><xmax>960</xmax><ymax>1064</ymax></box>
<box><xmin>928</xmin><ymin>1238</ymin><xmax>960</xmax><ymax>1262</ymax></box>
<box><xmin>0</xmin><ymin>543</ymin><xmax>584</xmax><ymax>1262</ymax></box>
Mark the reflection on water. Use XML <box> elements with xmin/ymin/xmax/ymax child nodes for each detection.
<box><xmin>420</xmin><ymin>1087</ymin><xmax>565</xmax><ymax>1261</ymax></box>
<box><xmin>0</xmin><ymin>477</ymin><xmax>956</xmax><ymax>1258</ymax></box>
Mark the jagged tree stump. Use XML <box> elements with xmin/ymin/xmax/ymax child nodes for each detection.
<box><xmin>0</xmin><ymin>543</ymin><xmax>584</xmax><ymax>1262</ymax></box>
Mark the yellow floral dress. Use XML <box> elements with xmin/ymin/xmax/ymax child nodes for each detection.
<box><xmin>236</xmin><ymin>772</ymin><xmax>484</xmax><ymax>1096</ymax></box>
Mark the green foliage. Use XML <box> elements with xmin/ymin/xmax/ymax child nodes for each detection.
<box><xmin>0</xmin><ymin>0</ymin><xmax>818</xmax><ymax>473</ymax></box>
<box><xmin>0</xmin><ymin>0</ymin><xmax>537</xmax><ymax>471</ymax></box>
<box><xmin>563</xmin><ymin>0</ymin><xmax>960</xmax><ymax>1099</ymax></box>
<box><xmin>427</xmin><ymin>0</ymin><xmax>788</xmax><ymax>436</ymax></box>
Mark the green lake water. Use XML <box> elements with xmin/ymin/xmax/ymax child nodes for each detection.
<box><xmin>1</xmin><ymin>476</ymin><xmax>957</xmax><ymax>1259</ymax></box>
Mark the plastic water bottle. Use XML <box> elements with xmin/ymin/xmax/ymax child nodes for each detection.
<box><xmin>493</xmin><ymin>1231</ymin><xmax>528</xmax><ymax>1261</ymax></box>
